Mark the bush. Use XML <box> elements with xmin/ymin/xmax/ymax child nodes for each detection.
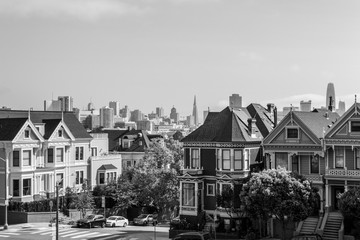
<box><xmin>9</xmin><ymin>199</ymin><xmax>56</xmax><ymax>212</ymax></box>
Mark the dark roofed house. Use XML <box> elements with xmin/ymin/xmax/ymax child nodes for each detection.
<box><xmin>178</xmin><ymin>104</ymin><xmax>272</xmax><ymax>229</ymax></box>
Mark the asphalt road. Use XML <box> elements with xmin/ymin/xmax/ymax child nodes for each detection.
<box><xmin>0</xmin><ymin>225</ymin><xmax>169</xmax><ymax>240</ymax></box>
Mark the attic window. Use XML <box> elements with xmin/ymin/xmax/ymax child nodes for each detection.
<box><xmin>58</xmin><ymin>130</ymin><xmax>63</xmax><ymax>137</ymax></box>
<box><xmin>24</xmin><ymin>130</ymin><xmax>30</xmax><ymax>139</ymax></box>
<box><xmin>351</xmin><ymin>121</ymin><xmax>360</xmax><ymax>132</ymax></box>
<box><xmin>286</xmin><ymin>128</ymin><xmax>299</xmax><ymax>139</ymax></box>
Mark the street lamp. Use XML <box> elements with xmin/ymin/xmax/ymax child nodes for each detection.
<box><xmin>55</xmin><ymin>179</ymin><xmax>63</xmax><ymax>240</ymax></box>
<box><xmin>0</xmin><ymin>157</ymin><xmax>8</xmax><ymax>230</ymax></box>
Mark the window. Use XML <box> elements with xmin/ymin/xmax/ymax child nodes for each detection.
<box><xmin>13</xmin><ymin>179</ymin><xmax>19</xmax><ymax>197</ymax></box>
<box><xmin>292</xmin><ymin>155</ymin><xmax>299</xmax><ymax>173</ymax></box>
<box><xmin>287</xmin><ymin>128</ymin><xmax>299</xmax><ymax>139</ymax></box>
<box><xmin>335</xmin><ymin>146</ymin><xmax>344</xmax><ymax>168</ymax></box>
<box><xmin>126</xmin><ymin>161</ymin><xmax>132</xmax><ymax>168</ymax></box>
<box><xmin>275</xmin><ymin>152</ymin><xmax>288</xmax><ymax>169</ymax></box>
<box><xmin>24</xmin><ymin>130</ymin><xmax>30</xmax><ymax>139</ymax></box>
<box><xmin>234</xmin><ymin>150</ymin><xmax>243</xmax><ymax>170</ymax></box>
<box><xmin>23</xmin><ymin>150</ymin><xmax>31</xmax><ymax>166</ymax></box>
<box><xmin>207</xmin><ymin>184</ymin><xmax>215</xmax><ymax>196</ymax></box>
<box><xmin>107</xmin><ymin>173</ymin><xmax>110</xmax><ymax>183</ymax></box>
<box><xmin>191</xmin><ymin>149</ymin><xmax>200</xmax><ymax>168</ymax></box>
<box><xmin>182</xmin><ymin>183</ymin><xmax>195</xmax><ymax>207</ymax></box>
<box><xmin>47</xmin><ymin>148</ymin><xmax>54</xmax><ymax>163</ymax></box>
<box><xmin>75</xmin><ymin>147</ymin><xmax>84</xmax><ymax>160</ymax></box>
<box><xmin>311</xmin><ymin>155</ymin><xmax>319</xmax><ymax>174</ymax></box>
<box><xmin>13</xmin><ymin>150</ymin><xmax>20</xmax><ymax>167</ymax></box>
<box><xmin>23</xmin><ymin>178</ymin><xmax>31</xmax><ymax>196</ymax></box>
<box><xmin>355</xmin><ymin>148</ymin><xmax>360</xmax><ymax>169</ymax></box>
<box><xmin>58</xmin><ymin>130</ymin><xmax>63</xmax><ymax>137</ymax></box>
<box><xmin>351</xmin><ymin>121</ymin><xmax>360</xmax><ymax>132</ymax></box>
<box><xmin>56</xmin><ymin>148</ymin><xmax>64</xmax><ymax>162</ymax></box>
<box><xmin>56</xmin><ymin>173</ymin><xmax>63</xmax><ymax>188</ymax></box>
<box><xmin>244</xmin><ymin>149</ymin><xmax>250</xmax><ymax>170</ymax></box>
<box><xmin>217</xmin><ymin>149</ymin><xmax>221</xmax><ymax>170</ymax></box>
<box><xmin>76</xmin><ymin>171</ymin><xmax>84</xmax><ymax>184</ymax></box>
<box><xmin>91</xmin><ymin>147</ymin><xmax>97</xmax><ymax>157</ymax></box>
<box><xmin>99</xmin><ymin>172</ymin><xmax>105</xmax><ymax>184</ymax></box>
<box><xmin>222</xmin><ymin>150</ymin><xmax>230</xmax><ymax>170</ymax></box>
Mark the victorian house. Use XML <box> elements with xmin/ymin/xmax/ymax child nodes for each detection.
<box><xmin>179</xmin><ymin>104</ymin><xmax>275</xmax><ymax>227</ymax></box>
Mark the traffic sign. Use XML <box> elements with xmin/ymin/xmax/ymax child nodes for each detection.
<box><xmin>101</xmin><ymin>196</ymin><xmax>105</xmax><ymax>208</ymax></box>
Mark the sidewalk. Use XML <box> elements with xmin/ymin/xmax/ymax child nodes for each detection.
<box><xmin>0</xmin><ymin>222</ymin><xmax>72</xmax><ymax>231</ymax></box>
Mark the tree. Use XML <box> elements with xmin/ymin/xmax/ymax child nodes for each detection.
<box><xmin>240</xmin><ymin>167</ymin><xmax>315</xmax><ymax>240</ymax></box>
<box><xmin>338</xmin><ymin>186</ymin><xmax>360</xmax><ymax>238</ymax></box>
<box><xmin>73</xmin><ymin>180</ymin><xmax>95</xmax><ymax>218</ymax></box>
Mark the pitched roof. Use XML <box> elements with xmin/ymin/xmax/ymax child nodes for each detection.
<box><xmin>42</xmin><ymin>119</ymin><xmax>61</xmax><ymax>139</ymax></box>
<box><xmin>182</xmin><ymin>107</ymin><xmax>262</xmax><ymax>143</ymax></box>
<box><xmin>0</xmin><ymin>110</ymin><xmax>92</xmax><ymax>139</ymax></box>
<box><xmin>246</xmin><ymin>103</ymin><xmax>274</xmax><ymax>138</ymax></box>
<box><xmin>98</xmin><ymin>164</ymin><xmax>117</xmax><ymax>170</ymax></box>
<box><xmin>91</xmin><ymin>129</ymin><xmax>129</xmax><ymax>151</ymax></box>
<box><xmin>203</xmin><ymin>112</ymin><xmax>219</xmax><ymax>124</ymax></box>
<box><xmin>294</xmin><ymin>111</ymin><xmax>339</xmax><ymax>138</ymax></box>
<box><xmin>0</xmin><ymin>118</ymin><xmax>27</xmax><ymax>141</ymax></box>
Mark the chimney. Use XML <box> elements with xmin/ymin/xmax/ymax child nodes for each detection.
<box><xmin>274</xmin><ymin>107</ymin><xmax>278</xmax><ymax>127</ymax></box>
<box><xmin>267</xmin><ymin>103</ymin><xmax>274</xmax><ymax>113</ymax></box>
<box><xmin>248</xmin><ymin>118</ymin><xmax>257</xmax><ymax>137</ymax></box>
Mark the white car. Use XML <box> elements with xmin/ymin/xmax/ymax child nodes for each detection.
<box><xmin>106</xmin><ymin>216</ymin><xmax>128</xmax><ymax>227</ymax></box>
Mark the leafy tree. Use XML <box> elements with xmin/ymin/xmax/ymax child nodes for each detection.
<box><xmin>73</xmin><ymin>180</ymin><xmax>95</xmax><ymax>218</ymax></box>
<box><xmin>338</xmin><ymin>186</ymin><xmax>360</xmax><ymax>219</ymax></box>
<box><xmin>240</xmin><ymin>167</ymin><xmax>315</xmax><ymax>240</ymax></box>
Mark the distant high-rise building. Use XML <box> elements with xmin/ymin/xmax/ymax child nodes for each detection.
<box><xmin>109</xmin><ymin>101</ymin><xmax>120</xmax><ymax>116</ymax></box>
<box><xmin>229</xmin><ymin>94</ymin><xmax>242</xmax><ymax>109</ymax></box>
<box><xmin>44</xmin><ymin>96</ymin><xmax>73</xmax><ymax>111</ymax></box>
<box><xmin>170</xmin><ymin>106</ymin><xmax>178</xmax><ymax>123</ymax></box>
<box><xmin>156</xmin><ymin>107</ymin><xmax>164</xmax><ymax>118</ymax></box>
<box><xmin>337</xmin><ymin>101</ymin><xmax>346</xmax><ymax>116</ymax></box>
<box><xmin>120</xmin><ymin>105</ymin><xmax>131</xmax><ymax>121</ymax></box>
<box><xmin>326</xmin><ymin>83</ymin><xmax>336</xmax><ymax>111</ymax></box>
<box><xmin>100</xmin><ymin>106</ymin><xmax>114</xmax><ymax>128</ymax></box>
<box><xmin>187</xmin><ymin>115</ymin><xmax>195</xmax><ymax>127</ymax></box>
<box><xmin>192</xmin><ymin>95</ymin><xmax>199</xmax><ymax>125</ymax></box>
<box><xmin>87</xmin><ymin>101</ymin><xmax>95</xmax><ymax>111</ymax></box>
<box><xmin>300</xmin><ymin>100</ymin><xmax>312</xmax><ymax>112</ymax></box>
<box><xmin>131</xmin><ymin>109</ymin><xmax>143</xmax><ymax>122</ymax></box>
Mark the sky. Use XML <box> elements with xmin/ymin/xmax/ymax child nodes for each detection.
<box><xmin>1</xmin><ymin>0</ymin><xmax>360</xmax><ymax>121</ymax></box>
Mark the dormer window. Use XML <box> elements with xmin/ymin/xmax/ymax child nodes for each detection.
<box><xmin>24</xmin><ymin>130</ymin><xmax>30</xmax><ymax>139</ymax></box>
<box><xmin>58</xmin><ymin>129</ymin><xmax>63</xmax><ymax>137</ymax></box>
<box><xmin>286</xmin><ymin>127</ymin><xmax>299</xmax><ymax>139</ymax></box>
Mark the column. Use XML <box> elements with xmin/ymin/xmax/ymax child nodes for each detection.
<box><xmin>345</xmin><ymin>180</ymin><xmax>348</xmax><ymax>192</ymax></box>
<box><xmin>230</xmin><ymin>149</ymin><xmax>234</xmax><ymax>171</ymax></box>
<box><xmin>269</xmin><ymin>153</ymin><xmax>275</xmax><ymax>169</ymax></box>
<box><xmin>319</xmin><ymin>188</ymin><xmax>324</xmax><ymax>214</ymax></box>
<box><xmin>288</xmin><ymin>153</ymin><xmax>293</xmax><ymax>172</ymax></box>
<box><xmin>325</xmin><ymin>182</ymin><xmax>329</xmax><ymax>211</ymax></box>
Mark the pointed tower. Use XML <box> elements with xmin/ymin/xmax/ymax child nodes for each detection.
<box><xmin>326</xmin><ymin>83</ymin><xmax>336</xmax><ymax>112</ymax></box>
<box><xmin>192</xmin><ymin>95</ymin><xmax>199</xmax><ymax>126</ymax></box>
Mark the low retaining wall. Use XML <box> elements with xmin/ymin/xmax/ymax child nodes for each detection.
<box><xmin>8</xmin><ymin>211</ymin><xmax>56</xmax><ymax>225</ymax></box>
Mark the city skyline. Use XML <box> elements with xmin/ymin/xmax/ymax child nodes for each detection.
<box><xmin>1</xmin><ymin>0</ymin><xmax>360</xmax><ymax>116</ymax></box>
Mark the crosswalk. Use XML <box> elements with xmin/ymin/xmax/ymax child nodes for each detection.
<box><xmin>0</xmin><ymin>227</ymin><xmax>126</xmax><ymax>239</ymax></box>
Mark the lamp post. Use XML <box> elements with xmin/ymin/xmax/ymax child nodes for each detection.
<box><xmin>55</xmin><ymin>179</ymin><xmax>63</xmax><ymax>240</ymax></box>
<box><xmin>0</xmin><ymin>157</ymin><xmax>8</xmax><ymax>230</ymax></box>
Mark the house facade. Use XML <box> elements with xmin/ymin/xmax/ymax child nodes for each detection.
<box><xmin>179</xmin><ymin>105</ymin><xmax>274</xmax><ymax>226</ymax></box>
<box><xmin>262</xmin><ymin>109</ymin><xmax>339</xmax><ymax>213</ymax></box>
<box><xmin>323</xmin><ymin>103</ymin><xmax>360</xmax><ymax>211</ymax></box>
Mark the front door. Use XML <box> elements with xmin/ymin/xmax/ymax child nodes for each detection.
<box><xmin>332</xmin><ymin>186</ymin><xmax>344</xmax><ymax>211</ymax></box>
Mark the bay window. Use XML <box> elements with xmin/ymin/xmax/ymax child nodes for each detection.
<box><xmin>335</xmin><ymin>146</ymin><xmax>344</xmax><ymax>168</ymax></box>
<box><xmin>182</xmin><ymin>183</ymin><xmax>195</xmax><ymax>207</ymax></box>
<box><xmin>310</xmin><ymin>155</ymin><xmax>319</xmax><ymax>174</ymax></box>
<box><xmin>275</xmin><ymin>152</ymin><xmax>288</xmax><ymax>169</ymax></box>
<box><xmin>56</xmin><ymin>148</ymin><xmax>64</xmax><ymax>162</ymax></box>
<box><xmin>23</xmin><ymin>150</ymin><xmax>31</xmax><ymax>166</ymax></box>
<box><xmin>234</xmin><ymin>150</ymin><xmax>243</xmax><ymax>170</ymax></box>
<box><xmin>191</xmin><ymin>149</ymin><xmax>200</xmax><ymax>168</ymax></box>
<box><xmin>244</xmin><ymin>149</ymin><xmax>249</xmax><ymax>170</ymax></box>
<box><xmin>222</xmin><ymin>150</ymin><xmax>230</xmax><ymax>170</ymax></box>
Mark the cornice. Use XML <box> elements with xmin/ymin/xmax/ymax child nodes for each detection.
<box><xmin>183</xmin><ymin>142</ymin><xmax>260</xmax><ymax>148</ymax></box>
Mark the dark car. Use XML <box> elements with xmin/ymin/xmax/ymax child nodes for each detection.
<box><xmin>133</xmin><ymin>214</ymin><xmax>158</xmax><ymax>226</ymax></box>
<box><xmin>76</xmin><ymin>214</ymin><xmax>106</xmax><ymax>228</ymax></box>
<box><xmin>174</xmin><ymin>232</ymin><xmax>212</xmax><ymax>240</ymax></box>
<box><xmin>291</xmin><ymin>234</ymin><xmax>323</xmax><ymax>240</ymax></box>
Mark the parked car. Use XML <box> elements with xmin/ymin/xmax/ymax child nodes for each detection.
<box><xmin>133</xmin><ymin>214</ymin><xmax>158</xmax><ymax>226</ymax></box>
<box><xmin>174</xmin><ymin>232</ymin><xmax>212</xmax><ymax>240</ymax></box>
<box><xmin>291</xmin><ymin>234</ymin><xmax>323</xmax><ymax>240</ymax></box>
<box><xmin>76</xmin><ymin>214</ymin><xmax>106</xmax><ymax>228</ymax></box>
<box><xmin>106</xmin><ymin>216</ymin><xmax>128</xmax><ymax>227</ymax></box>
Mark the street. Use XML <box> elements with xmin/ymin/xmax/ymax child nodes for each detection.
<box><xmin>0</xmin><ymin>225</ymin><xmax>170</xmax><ymax>240</ymax></box>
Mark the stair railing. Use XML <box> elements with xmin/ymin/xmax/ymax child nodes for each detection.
<box><xmin>293</xmin><ymin>220</ymin><xmax>304</xmax><ymax>236</ymax></box>
<box><xmin>316</xmin><ymin>211</ymin><xmax>328</xmax><ymax>237</ymax></box>
<box><xmin>338</xmin><ymin>219</ymin><xmax>344</xmax><ymax>240</ymax></box>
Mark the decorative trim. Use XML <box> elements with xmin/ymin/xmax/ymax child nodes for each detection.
<box><xmin>183</xmin><ymin>142</ymin><xmax>260</xmax><ymax>148</ymax></box>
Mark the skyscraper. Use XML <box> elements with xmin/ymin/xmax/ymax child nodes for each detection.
<box><xmin>229</xmin><ymin>94</ymin><xmax>242</xmax><ymax>109</ymax></box>
<box><xmin>170</xmin><ymin>106</ymin><xmax>178</xmax><ymax>123</ymax></box>
<box><xmin>156</xmin><ymin>107</ymin><xmax>164</xmax><ymax>118</ymax></box>
<box><xmin>326</xmin><ymin>83</ymin><xmax>336</xmax><ymax>111</ymax></box>
<box><xmin>44</xmin><ymin>96</ymin><xmax>73</xmax><ymax>111</ymax></box>
<box><xmin>192</xmin><ymin>95</ymin><xmax>199</xmax><ymax>125</ymax></box>
<box><xmin>109</xmin><ymin>101</ymin><xmax>120</xmax><ymax>116</ymax></box>
<box><xmin>337</xmin><ymin>101</ymin><xmax>346</xmax><ymax>116</ymax></box>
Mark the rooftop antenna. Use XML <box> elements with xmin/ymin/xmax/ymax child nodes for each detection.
<box><xmin>61</xmin><ymin>111</ymin><xmax>64</xmax><ymax>122</ymax></box>
<box><xmin>290</xmin><ymin>104</ymin><xmax>294</xmax><ymax>124</ymax></box>
<box><xmin>355</xmin><ymin>95</ymin><xmax>358</xmax><ymax>115</ymax></box>
<box><xmin>28</xmin><ymin>108</ymin><xmax>31</xmax><ymax>120</ymax></box>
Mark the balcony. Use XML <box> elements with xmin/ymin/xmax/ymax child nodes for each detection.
<box><xmin>325</xmin><ymin>169</ymin><xmax>360</xmax><ymax>178</ymax></box>
<box><xmin>304</xmin><ymin>174</ymin><xmax>323</xmax><ymax>183</ymax></box>
<box><xmin>181</xmin><ymin>167</ymin><xmax>203</xmax><ymax>176</ymax></box>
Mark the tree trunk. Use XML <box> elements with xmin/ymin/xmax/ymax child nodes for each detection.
<box><xmin>281</xmin><ymin>221</ymin><xmax>287</xmax><ymax>240</ymax></box>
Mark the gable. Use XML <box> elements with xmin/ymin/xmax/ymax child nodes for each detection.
<box><xmin>48</xmin><ymin>122</ymin><xmax>75</xmax><ymax>141</ymax></box>
<box><xmin>13</xmin><ymin>120</ymin><xmax>44</xmax><ymax>143</ymax></box>
<box><xmin>263</xmin><ymin>112</ymin><xmax>320</xmax><ymax>146</ymax></box>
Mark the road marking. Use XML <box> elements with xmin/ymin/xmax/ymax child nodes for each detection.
<box><xmin>30</xmin><ymin>229</ymin><xmax>52</xmax><ymax>234</ymax></box>
<box><xmin>60</xmin><ymin>230</ymin><xmax>84</xmax><ymax>237</ymax></box>
<box><xmin>0</xmin><ymin>235</ymin><xmax>10</xmax><ymax>238</ymax></box>
<box><xmin>0</xmin><ymin>232</ymin><xmax>20</xmax><ymax>235</ymax></box>
<box><xmin>71</xmin><ymin>232</ymin><xmax>99</xmax><ymax>238</ymax></box>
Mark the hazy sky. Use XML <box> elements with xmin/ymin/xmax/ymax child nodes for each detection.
<box><xmin>1</xmin><ymin>0</ymin><xmax>360</xmax><ymax>119</ymax></box>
